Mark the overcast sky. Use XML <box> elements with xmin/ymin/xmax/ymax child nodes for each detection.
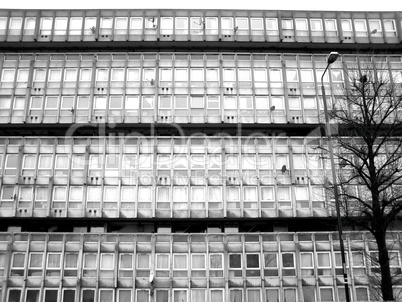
<box><xmin>0</xmin><ymin>0</ymin><xmax>401</xmax><ymax>11</ymax></box>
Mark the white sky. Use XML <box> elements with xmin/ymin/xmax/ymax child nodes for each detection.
<box><xmin>0</xmin><ymin>0</ymin><xmax>401</xmax><ymax>11</ymax></box>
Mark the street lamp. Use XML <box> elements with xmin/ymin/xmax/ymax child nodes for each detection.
<box><xmin>320</xmin><ymin>51</ymin><xmax>351</xmax><ymax>302</ymax></box>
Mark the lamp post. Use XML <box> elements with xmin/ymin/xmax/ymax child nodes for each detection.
<box><xmin>320</xmin><ymin>51</ymin><xmax>351</xmax><ymax>302</ymax></box>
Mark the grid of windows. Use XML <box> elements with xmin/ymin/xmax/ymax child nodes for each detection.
<box><xmin>1</xmin><ymin>52</ymin><xmax>401</xmax><ymax>124</ymax></box>
<box><xmin>2</xmin><ymin>12</ymin><xmax>402</xmax><ymax>42</ymax></box>
<box><xmin>1</xmin><ymin>232</ymin><xmax>400</xmax><ymax>302</ymax></box>
<box><xmin>0</xmin><ymin>136</ymin><xmax>336</xmax><ymax>217</ymax></box>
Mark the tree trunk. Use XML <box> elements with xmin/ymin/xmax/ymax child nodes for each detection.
<box><xmin>376</xmin><ymin>231</ymin><xmax>394</xmax><ymax>301</ymax></box>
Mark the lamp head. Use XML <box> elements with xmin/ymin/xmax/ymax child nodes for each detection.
<box><xmin>327</xmin><ymin>52</ymin><xmax>340</xmax><ymax>65</ymax></box>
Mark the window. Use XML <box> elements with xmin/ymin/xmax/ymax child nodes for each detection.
<box><xmin>8</xmin><ymin>289</ymin><xmax>22</xmax><ymax>302</ymax></box>
<box><xmin>282</xmin><ymin>19</ymin><xmax>293</xmax><ymax>30</ymax></box>
<box><xmin>80</xmin><ymin>68</ymin><xmax>92</xmax><ymax>81</ymax></box>
<box><xmin>100</xmin><ymin>253</ymin><xmax>115</xmax><ymax>270</ymax></box>
<box><xmin>160</xmin><ymin>17</ymin><xmax>173</xmax><ymax>35</ymax></box>
<box><xmin>341</xmin><ymin>19</ymin><xmax>353</xmax><ymax>36</ymax></box>
<box><xmin>266</xmin><ymin>289</ymin><xmax>279</xmax><ymax>302</ymax></box>
<box><xmin>84</xmin><ymin>17</ymin><xmax>97</xmax><ymax>35</ymax></box>
<box><xmin>160</xmin><ymin>68</ymin><xmax>172</xmax><ymax>83</ymax></box>
<box><xmin>96</xmin><ymin>68</ymin><xmax>109</xmax><ymax>82</ymax></box>
<box><xmin>173</xmin><ymin>187</ymin><xmax>188</xmax><ymax>209</ymax></box>
<box><xmin>295</xmin><ymin>19</ymin><xmax>308</xmax><ymax>35</ymax></box>
<box><xmin>284</xmin><ymin>288</ymin><xmax>297</xmax><ymax>302</ymax></box>
<box><xmin>238</xmin><ymin>68</ymin><xmax>251</xmax><ymax>84</ymax></box>
<box><xmin>209</xmin><ymin>254</ymin><xmax>223</xmax><ymax>277</ymax></box>
<box><xmin>300</xmin><ymin>69</ymin><xmax>314</xmax><ymax>85</ymax></box>
<box><xmin>46</xmin><ymin>253</ymin><xmax>61</xmax><ymax>276</ymax></box>
<box><xmin>266</xmin><ymin>18</ymin><xmax>278</xmax><ymax>35</ymax></box>
<box><xmin>9</xmin><ymin>17</ymin><xmax>23</xmax><ymax>34</ymax></box>
<box><xmin>155</xmin><ymin>254</ymin><xmax>169</xmax><ymax>277</ymax></box>
<box><xmin>368</xmin><ymin>19</ymin><xmax>382</xmax><ymax>37</ymax></box>
<box><xmin>190</xmin><ymin>17</ymin><xmax>204</xmax><ymax>34</ymax></box>
<box><xmin>229</xmin><ymin>289</ymin><xmax>242</xmax><ymax>302</ymax></box>
<box><xmin>251</xmin><ymin>18</ymin><xmax>264</xmax><ymax>33</ymax></box>
<box><xmin>142</xmin><ymin>96</ymin><xmax>154</xmax><ymax>110</ymax></box>
<box><xmin>17</xmin><ymin>69</ymin><xmax>29</xmax><ymax>87</ymax></box>
<box><xmin>33</xmin><ymin>69</ymin><xmax>46</xmax><ymax>83</ymax></box>
<box><xmin>130</xmin><ymin>17</ymin><xmax>143</xmax><ymax>33</ymax></box>
<box><xmin>40</xmin><ymin>18</ymin><xmax>53</xmax><ymax>35</ymax></box>
<box><xmin>52</xmin><ymin>186</ymin><xmax>67</xmax><ymax>208</ymax></box>
<box><xmin>300</xmin><ymin>252</ymin><xmax>314</xmax><ymax>276</ymax></box>
<box><xmin>28</xmin><ymin>252</ymin><xmax>44</xmax><ymax>276</ymax></box>
<box><xmin>115</xmin><ymin>17</ymin><xmax>128</xmax><ymax>33</ymax></box>
<box><xmin>48</xmin><ymin>69</ymin><xmax>62</xmax><ymax>82</ymax></box>
<box><xmin>5</xmin><ymin>154</ymin><xmax>18</xmax><ymax>176</ymax></box>
<box><xmin>310</xmin><ymin>19</ymin><xmax>323</xmax><ymax>36</ymax></box>
<box><xmin>269</xmin><ymin>69</ymin><xmax>282</xmax><ymax>87</ymax></box>
<box><xmin>229</xmin><ymin>253</ymin><xmax>242</xmax><ymax>277</ymax></box>
<box><xmin>282</xmin><ymin>253</ymin><xmax>295</xmax><ymax>276</ymax></box>
<box><xmin>264</xmin><ymin>253</ymin><xmax>278</xmax><ymax>276</ymax></box>
<box><xmin>111</xmin><ymin>68</ymin><xmax>124</xmax><ymax>82</ymax></box>
<box><xmin>244</xmin><ymin>187</ymin><xmax>258</xmax><ymax>208</ymax></box>
<box><xmin>190</xmin><ymin>68</ymin><xmax>204</xmax><ymax>86</ymax></box>
<box><xmin>235</xmin><ymin>18</ymin><xmax>249</xmax><ymax>35</ymax></box>
<box><xmin>64</xmin><ymin>253</ymin><xmax>79</xmax><ymax>277</ymax></box>
<box><xmin>330</xmin><ymin>69</ymin><xmax>344</xmax><ymax>85</ymax></box>
<box><xmin>173</xmin><ymin>289</ymin><xmax>187</xmax><ymax>302</ymax></box>
<box><xmin>83</xmin><ymin>253</ymin><xmax>97</xmax><ymax>277</ymax></box>
<box><xmin>207</xmin><ymin>96</ymin><xmax>220</xmax><ymax>109</ymax></box>
<box><xmin>69</xmin><ymin>18</ymin><xmax>82</xmax><ymax>35</ymax></box>
<box><xmin>82</xmin><ymin>289</ymin><xmax>95</xmax><ymax>302</ymax></box>
<box><xmin>317</xmin><ymin>252</ymin><xmax>331</xmax><ymax>275</ymax></box>
<box><xmin>354</xmin><ymin>19</ymin><xmax>367</xmax><ymax>36</ymax></box>
<box><xmin>261</xmin><ymin>187</ymin><xmax>274</xmax><ymax>208</ymax></box>
<box><xmin>325</xmin><ymin>19</ymin><xmax>337</xmax><ymax>36</ymax></box>
<box><xmin>247</xmin><ymin>289</ymin><xmax>261</xmax><ymax>302</ymax></box>
<box><xmin>1</xmin><ymin>69</ymin><xmax>15</xmax><ymax>82</ymax></box>
<box><xmin>173</xmin><ymin>254</ymin><xmax>188</xmax><ymax>277</ymax></box>
<box><xmin>118</xmin><ymin>254</ymin><xmax>133</xmax><ymax>277</ymax></box>
<box><xmin>137</xmin><ymin>254</ymin><xmax>150</xmax><ymax>276</ymax></box>
<box><xmin>175</xmin><ymin>69</ymin><xmax>188</xmax><ymax>86</ymax></box>
<box><xmin>0</xmin><ymin>17</ymin><xmax>7</xmax><ymax>34</ymax></box>
<box><xmin>100</xmin><ymin>17</ymin><xmax>113</xmax><ymax>33</ymax></box>
<box><xmin>221</xmin><ymin>17</ymin><xmax>234</xmax><ymax>34</ymax></box>
<box><xmin>34</xmin><ymin>187</ymin><xmax>48</xmax><ymax>209</ymax></box>
<box><xmin>26</xmin><ymin>290</ymin><xmax>41</xmax><ymax>302</ymax></box>
<box><xmin>319</xmin><ymin>288</ymin><xmax>333</xmax><ymax>302</ymax></box>
<box><xmin>103</xmin><ymin>186</ymin><xmax>118</xmax><ymax>209</ymax></box>
<box><xmin>11</xmin><ymin>252</ymin><xmax>26</xmax><ymax>276</ymax></box>
<box><xmin>246</xmin><ymin>254</ymin><xmax>260</xmax><ymax>276</ymax></box>
<box><xmin>127</xmin><ymin>69</ymin><xmax>140</xmax><ymax>82</ymax></box>
<box><xmin>18</xmin><ymin>187</ymin><xmax>33</xmax><ymax>208</ymax></box>
<box><xmin>384</xmin><ymin>19</ymin><xmax>397</xmax><ymax>37</ymax></box>
<box><xmin>286</xmin><ymin>69</ymin><xmax>298</xmax><ymax>82</ymax></box>
<box><xmin>208</xmin><ymin>186</ymin><xmax>222</xmax><ymax>208</ymax></box>
<box><xmin>55</xmin><ymin>155</ymin><xmax>69</xmax><ymax>176</ymax></box>
<box><xmin>206</xmin><ymin>17</ymin><xmax>218</xmax><ymax>35</ymax></box>
<box><xmin>20</xmin><ymin>155</ymin><xmax>36</xmax><ymax>176</ymax></box>
<box><xmin>191</xmin><ymin>254</ymin><xmax>206</xmax><ymax>277</ymax></box>
<box><xmin>89</xmin><ymin>154</ymin><xmax>103</xmax><ymax>176</ymax></box>
<box><xmin>54</xmin><ymin>17</ymin><xmax>68</xmax><ymax>35</ymax></box>
<box><xmin>355</xmin><ymin>287</ymin><xmax>369</xmax><ymax>301</ymax></box>
<box><xmin>352</xmin><ymin>252</ymin><xmax>365</xmax><ymax>275</ymax></box>
<box><xmin>206</xmin><ymin>68</ymin><xmax>219</xmax><ymax>84</ymax></box>
<box><xmin>334</xmin><ymin>252</ymin><xmax>349</xmax><ymax>275</ymax></box>
<box><xmin>175</xmin><ymin>17</ymin><xmax>188</xmax><ymax>34</ymax></box>
<box><xmin>64</xmin><ymin>68</ymin><xmax>77</xmax><ymax>82</ymax></box>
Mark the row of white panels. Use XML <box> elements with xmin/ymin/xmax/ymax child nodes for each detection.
<box><xmin>1</xmin><ymin>9</ymin><xmax>402</xmax><ymax>44</ymax></box>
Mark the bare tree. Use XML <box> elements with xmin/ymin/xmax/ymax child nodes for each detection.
<box><xmin>324</xmin><ymin>58</ymin><xmax>402</xmax><ymax>301</ymax></box>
